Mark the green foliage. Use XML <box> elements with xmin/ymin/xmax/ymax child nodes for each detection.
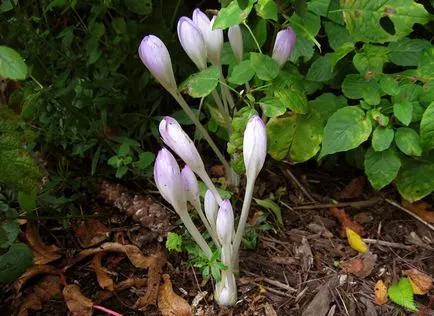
<box><xmin>180</xmin><ymin>66</ymin><xmax>220</xmax><ymax>98</ymax></box>
<box><xmin>0</xmin><ymin>46</ymin><xmax>28</xmax><ymax>80</ymax></box>
<box><xmin>166</xmin><ymin>232</ymin><xmax>183</xmax><ymax>252</ymax></box>
<box><xmin>0</xmin><ymin>243</ymin><xmax>33</xmax><ymax>283</ymax></box>
<box><xmin>388</xmin><ymin>277</ymin><xmax>418</xmax><ymax>311</ymax></box>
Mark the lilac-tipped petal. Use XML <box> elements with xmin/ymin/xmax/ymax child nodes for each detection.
<box><xmin>193</xmin><ymin>8</ymin><xmax>211</xmax><ymax>36</ymax></box>
<box><xmin>181</xmin><ymin>165</ymin><xmax>201</xmax><ymax>211</ymax></box>
<box><xmin>177</xmin><ymin>17</ymin><xmax>208</xmax><ymax>70</ymax></box>
<box><xmin>228</xmin><ymin>25</ymin><xmax>243</xmax><ymax>63</ymax></box>
<box><xmin>192</xmin><ymin>10</ymin><xmax>223</xmax><ymax>65</ymax></box>
<box><xmin>154</xmin><ymin>148</ymin><xmax>186</xmax><ymax>211</ymax></box>
<box><xmin>272</xmin><ymin>27</ymin><xmax>297</xmax><ymax>67</ymax></box>
<box><xmin>204</xmin><ymin>190</ymin><xmax>218</xmax><ymax>227</ymax></box>
<box><xmin>216</xmin><ymin>200</ymin><xmax>234</xmax><ymax>245</ymax></box>
<box><xmin>138</xmin><ymin>35</ymin><xmax>177</xmax><ymax>93</ymax></box>
<box><xmin>159</xmin><ymin>116</ymin><xmax>206</xmax><ymax>175</ymax></box>
<box><xmin>243</xmin><ymin>115</ymin><xmax>267</xmax><ymax>180</ymax></box>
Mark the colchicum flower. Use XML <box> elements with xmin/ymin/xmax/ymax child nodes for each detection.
<box><xmin>216</xmin><ymin>200</ymin><xmax>234</xmax><ymax>245</ymax></box>
<box><xmin>272</xmin><ymin>27</ymin><xmax>297</xmax><ymax>67</ymax></box>
<box><xmin>243</xmin><ymin>115</ymin><xmax>267</xmax><ymax>180</ymax></box>
<box><xmin>138</xmin><ymin>35</ymin><xmax>177</xmax><ymax>93</ymax></box>
<box><xmin>228</xmin><ymin>25</ymin><xmax>243</xmax><ymax>63</ymax></box>
<box><xmin>177</xmin><ymin>17</ymin><xmax>208</xmax><ymax>70</ymax></box>
<box><xmin>154</xmin><ymin>148</ymin><xmax>186</xmax><ymax>212</ymax></box>
<box><xmin>204</xmin><ymin>190</ymin><xmax>218</xmax><ymax>228</ymax></box>
<box><xmin>181</xmin><ymin>165</ymin><xmax>201</xmax><ymax>211</ymax></box>
<box><xmin>192</xmin><ymin>9</ymin><xmax>223</xmax><ymax>65</ymax></box>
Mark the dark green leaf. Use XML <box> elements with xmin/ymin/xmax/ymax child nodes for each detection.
<box><xmin>124</xmin><ymin>0</ymin><xmax>152</xmax><ymax>15</ymax></box>
<box><xmin>388</xmin><ymin>38</ymin><xmax>431</xmax><ymax>66</ymax></box>
<box><xmin>372</xmin><ymin>127</ymin><xmax>394</xmax><ymax>151</ymax></box>
<box><xmin>396</xmin><ymin>160</ymin><xmax>434</xmax><ymax>202</ymax></box>
<box><xmin>393</xmin><ymin>101</ymin><xmax>413</xmax><ymax>126</ymax></box>
<box><xmin>395</xmin><ymin>127</ymin><xmax>422</xmax><ymax>156</ymax></box>
<box><xmin>353</xmin><ymin>44</ymin><xmax>389</xmax><ymax>75</ymax></box>
<box><xmin>420</xmin><ymin>102</ymin><xmax>434</xmax><ymax>151</ymax></box>
<box><xmin>254</xmin><ymin>198</ymin><xmax>283</xmax><ymax>225</ymax></box>
<box><xmin>18</xmin><ymin>190</ymin><xmax>37</xmax><ymax>212</ymax></box>
<box><xmin>364</xmin><ymin>147</ymin><xmax>401</xmax><ymax>190</ymax></box>
<box><xmin>250</xmin><ymin>53</ymin><xmax>280</xmax><ymax>81</ymax></box>
<box><xmin>0</xmin><ymin>243</ymin><xmax>33</xmax><ymax>283</ymax></box>
<box><xmin>418</xmin><ymin>47</ymin><xmax>434</xmax><ymax>81</ymax></box>
<box><xmin>228</xmin><ymin>60</ymin><xmax>255</xmax><ymax>85</ymax></box>
<box><xmin>379</xmin><ymin>76</ymin><xmax>400</xmax><ymax>96</ymax></box>
<box><xmin>255</xmin><ymin>0</ymin><xmax>277</xmax><ymax>21</ymax></box>
<box><xmin>179</xmin><ymin>66</ymin><xmax>220</xmax><ymax>98</ymax></box>
<box><xmin>259</xmin><ymin>96</ymin><xmax>286</xmax><ymax>118</ymax></box>
<box><xmin>0</xmin><ymin>221</ymin><xmax>19</xmax><ymax>249</ymax></box>
<box><xmin>270</xmin><ymin>72</ymin><xmax>308</xmax><ymax>113</ymax></box>
<box><xmin>309</xmin><ymin>93</ymin><xmax>347</xmax><ymax>122</ymax></box>
<box><xmin>323</xmin><ymin>22</ymin><xmax>352</xmax><ymax>51</ymax></box>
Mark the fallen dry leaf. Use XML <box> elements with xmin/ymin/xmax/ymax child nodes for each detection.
<box><xmin>374</xmin><ymin>280</ymin><xmax>388</xmax><ymax>305</ymax></box>
<box><xmin>63</xmin><ymin>284</ymin><xmax>93</xmax><ymax>316</ymax></box>
<box><xmin>335</xmin><ymin>176</ymin><xmax>365</xmax><ymax>200</ymax></box>
<box><xmin>329</xmin><ymin>207</ymin><xmax>365</xmax><ymax>237</ymax></box>
<box><xmin>403</xmin><ymin>268</ymin><xmax>433</xmax><ymax>295</ymax></box>
<box><xmin>67</xmin><ymin>242</ymin><xmax>152</xmax><ymax>270</ymax></box>
<box><xmin>14</xmin><ymin>264</ymin><xmax>62</xmax><ymax>293</ymax></box>
<box><xmin>264</xmin><ymin>302</ymin><xmax>278</xmax><ymax>316</ymax></box>
<box><xmin>134</xmin><ymin>248</ymin><xmax>167</xmax><ymax>308</ymax></box>
<box><xmin>26</xmin><ymin>221</ymin><xmax>61</xmax><ymax>264</ymax></box>
<box><xmin>341</xmin><ymin>252</ymin><xmax>377</xmax><ymax>278</ymax></box>
<box><xmin>75</xmin><ymin>219</ymin><xmax>110</xmax><ymax>248</ymax></box>
<box><xmin>302</xmin><ymin>277</ymin><xmax>338</xmax><ymax>316</ymax></box>
<box><xmin>95</xmin><ymin>278</ymin><xmax>148</xmax><ymax>303</ymax></box>
<box><xmin>158</xmin><ymin>274</ymin><xmax>192</xmax><ymax>316</ymax></box>
<box><xmin>401</xmin><ymin>200</ymin><xmax>434</xmax><ymax>224</ymax></box>
<box><xmin>17</xmin><ymin>275</ymin><xmax>62</xmax><ymax>316</ymax></box>
<box><xmin>90</xmin><ymin>253</ymin><xmax>114</xmax><ymax>291</ymax></box>
<box><xmin>346</xmin><ymin>228</ymin><xmax>368</xmax><ymax>253</ymax></box>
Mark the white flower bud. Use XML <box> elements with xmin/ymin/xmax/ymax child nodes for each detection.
<box><xmin>177</xmin><ymin>16</ymin><xmax>208</xmax><ymax>70</ymax></box>
<box><xmin>243</xmin><ymin>115</ymin><xmax>267</xmax><ymax>180</ymax></box>
<box><xmin>228</xmin><ymin>25</ymin><xmax>243</xmax><ymax>63</ymax></box>
<box><xmin>216</xmin><ymin>200</ymin><xmax>234</xmax><ymax>245</ymax></box>
<box><xmin>181</xmin><ymin>165</ymin><xmax>201</xmax><ymax>211</ymax></box>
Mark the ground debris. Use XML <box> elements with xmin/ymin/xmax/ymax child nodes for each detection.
<box><xmin>302</xmin><ymin>277</ymin><xmax>337</xmax><ymax>316</ymax></box>
<box><xmin>340</xmin><ymin>252</ymin><xmax>377</xmax><ymax>278</ymax></box>
<box><xmin>401</xmin><ymin>199</ymin><xmax>434</xmax><ymax>224</ymax></box>
<box><xmin>335</xmin><ymin>176</ymin><xmax>365</xmax><ymax>200</ymax></box>
<box><xmin>62</xmin><ymin>284</ymin><xmax>93</xmax><ymax>316</ymax></box>
<box><xmin>25</xmin><ymin>221</ymin><xmax>61</xmax><ymax>264</ymax></box>
<box><xmin>403</xmin><ymin>268</ymin><xmax>433</xmax><ymax>295</ymax></box>
<box><xmin>90</xmin><ymin>252</ymin><xmax>115</xmax><ymax>291</ymax></box>
<box><xmin>328</xmin><ymin>207</ymin><xmax>365</xmax><ymax>237</ymax></box>
<box><xmin>158</xmin><ymin>274</ymin><xmax>192</xmax><ymax>316</ymax></box>
<box><xmin>75</xmin><ymin>219</ymin><xmax>110</xmax><ymax>248</ymax></box>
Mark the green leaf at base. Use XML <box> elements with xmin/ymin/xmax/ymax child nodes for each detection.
<box><xmin>388</xmin><ymin>277</ymin><xmax>418</xmax><ymax>312</ymax></box>
<box><xmin>364</xmin><ymin>147</ymin><xmax>401</xmax><ymax>190</ymax></box>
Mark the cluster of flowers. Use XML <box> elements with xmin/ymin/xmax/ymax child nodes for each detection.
<box><xmin>154</xmin><ymin>114</ymin><xmax>266</xmax><ymax>305</ymax></box>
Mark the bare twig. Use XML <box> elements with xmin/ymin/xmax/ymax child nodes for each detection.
<box><xmin>362</xmin><ymin>238</ymin><xmax>413</xmax><ymax>250</ymax></box>
<box><xmin>292</xmin><ymin>198</ymin><xmax>381</xmax><ymax>210</ymax></box>
<box><xmin>244</xmin><ymin>271</ymin><xmax>297</xmax><ymax>292</ymax></box>
<box><xmin>282</xmin><ymin>167</ymin><xmax>316</xmax><ymax>203</ymax></box>
<box><xmin>385</xmin><ymin>199</ymin><xmax>434</xmax><ymax>232</ymax></box>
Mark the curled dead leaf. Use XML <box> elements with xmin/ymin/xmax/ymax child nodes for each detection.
<box><xmin>341</xmin><ymin>252</ymin><xmax>377</xmax><ymax>278</ymax></box>
<box><xmin>328</xmin><ymin>207</ymin><xmax>365</xmax><ymax>237</ymax></box>
<box><xmin>335</xmin><ymin>176</ymin><xmax>365</xmax><ymax>200</ymax></box>
<box><xmin>14</xmin><ymin>264</ymin><xmax>62</xmax><ymax>293</ymax></box>
<box><xmin>26</xmin><ymin>221</ymin><xmax>61</xmax><ymax>264</ymax></box>
<box><xmin>95</xmin><ymin>278</ymin><xmax>148</xmax><ymax>303</ymax></box>
<box><xmin>401</xmin><ymin>200</ymin><xmax>434</xmax><ymax>224</ymax></box>
<box><xmin>374</xmin><ymin>280</ymin><xmax>388</xmax><ymax>305</ymax></box>
<box><xmin>90</xmin><ymin>253</ymin><xmax>114</xmax><ymax>291</ymax></box>
<box><xmin>158</xmin><ymin>274</ymin><xmax>192</xmax><ymax>316</ymax></box>
<box><xmin>403</xmin><ymin>268</ymin><xmax>433</xmax><ymax>295</ymax></box>
<box><xmin>75</xmin><ymin>219</ymin><xmax>110</xmax><ymax>248</ymax></box>
<box><xmin>63</xmin><ymin>284</ymin><xmax>93</xmax><ymax>316</ymax></box>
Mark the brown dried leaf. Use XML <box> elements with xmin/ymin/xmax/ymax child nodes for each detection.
<box><xmin>90</xmin><ymin>253</ymin><xmax>114</xmax><ymax>291</ymax></box>
<box><xmin>14</xmin><ymin>264</ymin><xmax>62</xmax><ymax>293</ymax></box>
<box><xmin>63</xmin><ymin>284</ymin><xmax>93</xmax><ymax>316</ymax></box>
<box><xmin>403</xmin><ymin>268</ymin><xmax>433</xmax><ymax>295</ymax></box>
<box><xmin>70</xmin><ymin>242</ymin><xmax>152</xmax><ymax>269</ymax></box>
<box><xmin>26</xmin><ymin>221</ymin><xmax>61</xmax><ymax>264</ymax></box>
<box><xmin>336</xmin><ymin>176</ymin><xmax>365</xmax><ymax>200</ymax></box>
<box><xmin>17</xmin><ymin>275</ymin><xmax>62</xmax><ymax>316</ymax></box>
<box><xmin>341</xmin><ymin>252</ymin><xmax>377</xmax><ymax>278</ymax></box>
<box><xmin>134</xmin><ymin>249</ymin><xmax>167</xmax><ymax>308</ymax></box>
<box><xmin>209</xmin><ymin>164</ymin><xmax>225</xmax><ymax>177</ymax></box>
<box><xmin>264</xmin><ymin>302</ymin><xmax>278</xmax><ymax>316</ymax></box>
<box><xmin>328</xmin><ymin>207</ymin><xmax>365</xmax><ymax>237</ymax></box>
<box><xmin>401</xmin><ymin>200</ymin><xmax>434</xmax><ymax>224</ymax></box>
<box><xmin>374</xmin><ymin>280</ymin><xmax>388</xmax><ymax>305</ymax></box>
<box><xmin>302</xmin><ymin>277</ymin><xmax>338</xmax><ymax>316</ymax></box>
<box><xmin>75</xmin><ymin>219</ymin><xmax>110</xmax><ymax>248</ymax></box>
<box><xmin>95</xmin><ymin>278</ymin><xmax>148</xmax><ymax>303</ymax></box>
<box><xmin>158</xmin><ymin>274</ymin><xmax>192</xmax><ymax>316</ymax></box>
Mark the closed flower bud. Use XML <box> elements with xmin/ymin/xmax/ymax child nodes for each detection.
<box><xmin>204</xmin><ymin>190</ymin><xmax>218</xmax><ymax>227</ymax></box>
<box><xmin>243</xmin><ymin>115</ymin><xmax>267</xmax><ymax>180</ymax></box>
<box><xmin>272</xmin><ymin>27</ymin><xmax>297</xmax><ymax>67</ymax></box>
<box><xmin>216</xmin><ymin>200</ymin><xmax>234</xmax><ymax>245</ymax></box>
<box><xmin>159</xmin><ymin>116</ymin><xmax>206</xmax><ymax>176</ymax></box>
<box><xmin>177</xmin><ymin>17</ymin><xmax>208</xmax><ymax>70</ymax></box>
<box><xmin>138</xmin><ymin>35</ymin><xmax>177</xmax><ymax>93</ymax></box>
<box><xmin>181</xmin><ymin>165</ymin><xmax>201</xmax><ymax>211</ymax></box>
<box><xmin>154</xmin><ymin>148</ymin><xmax>186</xmax><ymax>212</ymax></box>
<box><xmin>228</xmin><ymin>25</ymin><xmax>243</xmax><ymax>63</ymax></box>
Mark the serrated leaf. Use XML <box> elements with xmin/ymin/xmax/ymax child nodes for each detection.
<box><xmin>396</xmin><ymin>160</ymin><xmax>434</xmax><ymax>202</ymax></box>
<box><xmin>353</xmin><ymin>44</ymin><xmax>389</xmax><ymax>75</ymax></box>
<box><xmin>289</xmin><ymin>36</ymin><xmax>315</xmax><ymax>63</ymax></box>
<box><xmin>213</xmin><ymin>0</ymin><xmax>253</xmax><ymax>30</ymax></box>
<box><xmin>165</xmin><ymin>232</ymin><xmax>182</xmax><ymax>252</ymax></box>
<box><xmin>323</xmin><ymin>22</ymin><xmax>353</xmax><ymax>51</ymax></box>
<box><xmin>289</xmin><ymin>11</ymin><xmax>321</xmax><ymax>51</ymax></box>
<box><xmin>418</xmin><ymin>47</ymin><xmax>434</xmax><ymax>81</ymax></box>
<box><xmin>345</xmin><ymin>228</ymin><xmax>368</xmax><ymax>253</ymax></box>
<box><xmin>0</xmin><ymin>46</ymin><xmax>28</xmax><ymax>80</ymax></box>
<box><xmin>270</xmin><ymin>72</ymin><xmax>308</xmax><ymax>114</ymax></box>
<box><xmin>254</xmin><ymin>198</ymin><xmax>283</xmax><ymax>225</ymax></box>
<box><xmin>420</xmin><ymin>102</ymin><xmax>434</xmax><ymax>151</ymax></box>
<box><xmin>309</xmin><ymin>93</ymin><xmax>347</xmax><ymax>122</ymax></box>
<box><xmin>179</xmin><ymin>66</ymin><xmax>220</xmax><ymax>98</ymax></box>
<box><xmin>388</xmin><ymin>278</ymin><xmax>418</xmax><ymax>311</ymax></box>
<box><xmin>379</xmin><ymin>76</ymin><xmax>400</xmax><ymax>96</ymax></box>
<box><xmin>388</xmin><ymin>38</ymin><xmax>432</xmax><ymax>67</ymax></box>
<box><xmin>372</xmin><ymin>127</ymin><xmax>394</xmax><ymax>152</ymax></box>
<box><xmin>342</xmin><ymin>74</ymin><xmax>380</xmax><ymax>101</ymax></box>
<box><xmin>319</xmin><ymin>107</ymin><xmax>372</xmax><ymax>158</ymax></box>
<box><xmin>0</xmin><ymin>221</ymin><xmax>19</xmax><ymax>249</ymax></box>
<box><xmin>0</xmin><ymin>243</ymin><xmax>33</xmax><ymax>283</ymax></box>
<box><xmin>395</xmin><ymin>128</ymin><xmax>422</xmax><ymax>157</ymax></box>
<box><xmin>364</xmin><ymin>147</ymin><xmax>401</xmax><ymax>190</ymax></box>
<box><xmin>393</xmin><ymin>101</ymin><xmax>413</xmax><ymax>126</ymax></box>
<box><xmin>250</xmin><ymin>53</ymin><xmax>280</xmax><ymax>81</ymax></box>
<box><xmin>340</xmin><ymin>0</ymin><xmax>430</xmax><ymax>43</ymax></box>
<box><xmin>228</xmin><ymin>60</ymin><xmax>255</xmax><ymax>85</ymax></box>
<box><xmin>255</xmin><ymin>0</ymin><xmax>277</xmax><ymax>20</ymax></box>
<box><xmin>308</xmin><ymin>0</ymin><xmax>332</xmax><ymax>17</ymax></box>
<box><xmin>258</xmin><ymin>96</ymin><xmax>286</xmax><ymax>118</ymax></box>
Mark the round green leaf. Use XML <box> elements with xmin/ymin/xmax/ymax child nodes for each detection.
<box><xmin>394</xmin><ymin>127</ymin><xmax>422</xmax><ymax>156</ymax></box>
<box><xmin>309</xmin><ymin>93</ymin><xmax>347</xmax><ymax>122</ymax></box>
<box><xmin>266</xmin><ymin>115</ymin><xmax>297</xmax><ymax>160</ymax></box>
<box><xmin>393</xmin><ymin>101</ymin><xmax>413</xmax><ymax>126</ymax></box>
<box><xmin>259</xmin><ymin>96</ymin><xmax>286</xmax><ymax>118</ymax></box>
<box><xmin>179</xmin><ymin>66</ymin><xmax>220</xmax><ymax>98</ymax></box>
<box><xmin>319</xmin><ymin>106</ymin><xmax>372</xmax><ymax>158</ymax></box>
<box><xmin>255</xmin><ymin>0</ymin><xmax>277</xmax><ymax>20</ymax></box>
<box><xmin>420</xmin><ymin>102</ymin><xmax>434</xmax><ymax>151</ymax></box>
<box><xmin>372</xmin><ymin>127</ymin><xmax>394</xmax><ymax>151</ymax></box>
<box><xmin>396</xmin><ymin>160</ymin><xmax>434</xmax><ymax>202</ymax></box>
<box><xmin>388</xmin><ymin>38</ymin><xmax>431</xmax><ymax>67</ymax></box>
<box><xmin>124</xmin><ymin>0</ymin><xmax>152</xmax><ymax>15</ymax></box>
<box><xmin>0</xmin><ymin>46</ymin><xmax>28</xmax><ymax>80</ymax></box>
<box><xmin>364</xmin><ymin>147</ymin><xmax>401</xmax><ymax>190</ymax></box>
<box><xmin>228</xmin><ymin>60</ymin><xmax>255</xmax><ymax>85</ymax></box>
<box><xmin>379</xmin><ymin>76</ymin><xmax>400</xmax><ymax>96</ymax></box>
<box><xmin>0</xmin><ymin>243</ymin><xmax>33</xmax><ymax>283</ymax></box>
<box><xmin>213</xmin><ymin>0</ymin><xmax>253</xmax><ymax>30</ymax></box>
<box><xmin>270</xmin><ymin>72</ymin><xmax>308</xmax><ymax>114</ymax></box>
<box><xmin>250</xmin><ymin>53</ymin><xmax>280</xmax><ymax>81</ymax></box>
<box><xmin>0</xmin><ymin>221</ymin><xmax>19</xmax><ymax>249</ymax></box>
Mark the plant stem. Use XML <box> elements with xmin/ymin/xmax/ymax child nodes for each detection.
<box><xmin>211</xmin><ymin>90</ymin><xmax>232</xmax><ymax>133</ymax></box>
<box><xmin>179</xmin><ymin>210</ymin><xmax>213</xmax><ymax>259</ymax></box>
<box><xmin>243</xmin><ymin>22</ymin><xmax>262</xmax><ymax>54</ymax></box>
<box><xmin>197</xmin><ymin>205</ymin><xmax>221</xmax><ymax>248</ymax></box>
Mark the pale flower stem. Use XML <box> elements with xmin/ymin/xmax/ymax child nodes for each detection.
<box><xmin>199</xmin><ymin>171</ymin><xmax>223</xmax><ymax>205</ymax></box>
<box><xmin>231</xmin><ymin>177</ymin><xmax>255</xmax><ymax>267</ymax></box>
<box><xmin>178</xmin><ymin>210</ymin><xmax>213</xmax><ymax>259</ymax></box>
<box><xmin>218</xmin><ymin>66</ymin><xmax>236</xmax><ymax>110</ymax></box>
<box><xmin>211</xmin><ymin>90</ymin><xmax>232</xmax><ymax>133</ymax></box>
<box><xmin>197</xmin><ymin>206</ymin><xmax>221</xmax><ymax>248</ymax></box>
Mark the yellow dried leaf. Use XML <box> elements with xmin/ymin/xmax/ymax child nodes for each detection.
<box><xmin>408</xmin><ymin>278</ymin><xmax>425</xmax><ymax>295</ymax></box>
<box><xmin>346</xmin><ymin>227</ymin><xmax>368</xmax><ymax>253</ymax></box>
<box><xmin>403</xmin><ymin>268</ymin><xmax>433</xmax><ymax>295</ymax></box>
<box><xmin>374</xmin><ymin>280</ymin><xmax>388</xmax><ymax>305</ymax></box>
